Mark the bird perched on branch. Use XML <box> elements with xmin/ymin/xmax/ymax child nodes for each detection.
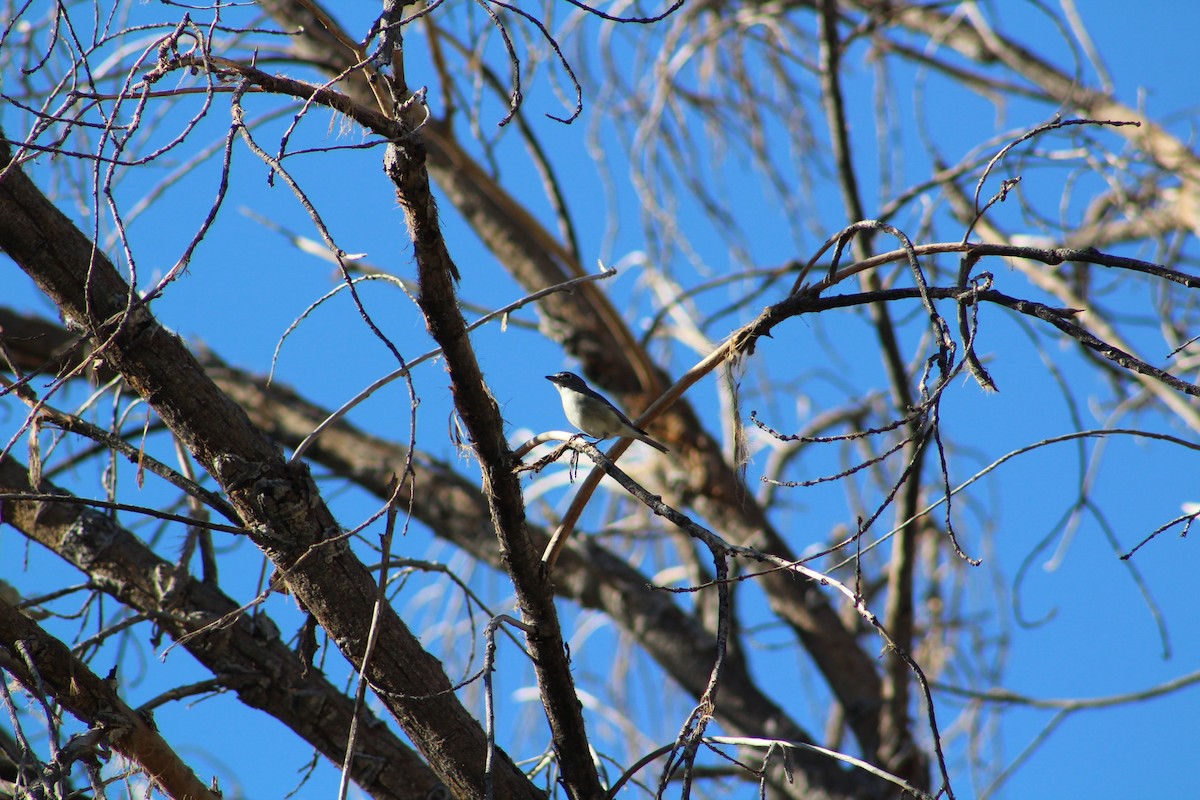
<box><xmin>545</xmin><ymin>371</ymin><xmax>669</xmax><ymax>453</ymax></box>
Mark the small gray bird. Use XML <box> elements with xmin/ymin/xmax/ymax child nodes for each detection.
<box><xmin>546</xmin><ymin>371</ymin><xmax>669</xmax><ymax>453</ymax></box>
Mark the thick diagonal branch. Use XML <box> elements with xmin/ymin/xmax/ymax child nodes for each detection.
<box><xmin>0</xmin><ymin>455</ymin><xmax>440</xmax><ymax>800</ymax></box>
<box><xmin>382</xmin><ymin>123</ymin><xmax>602</xmax><ymax>795</ymax></box>
<box><xmin>0</xmin><ymin>594</ymin><xmax>217</xmax><ymax>800</ymax></box>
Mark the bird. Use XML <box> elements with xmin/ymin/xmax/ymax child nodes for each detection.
<box><xmin>545</xmin><ymin>371</ymin><xmax>669</xmax><ymax>453</ymax></box>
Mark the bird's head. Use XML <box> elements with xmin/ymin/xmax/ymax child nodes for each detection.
<box><xmin>545</xmin><ymin>372</ymin><xmax>586</xmax><ymax>391</ymax></box>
